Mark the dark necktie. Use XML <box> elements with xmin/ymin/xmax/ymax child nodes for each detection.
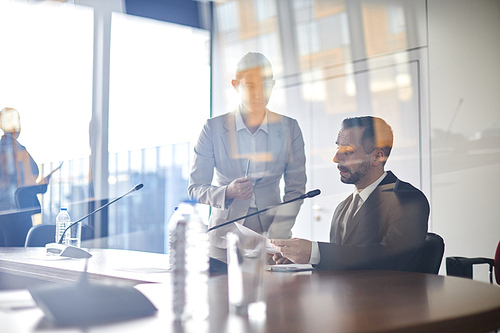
<box><xmin>341</xmin><ymin>194</ymin><xmax>360</xmax><ymax>241</ymax></box>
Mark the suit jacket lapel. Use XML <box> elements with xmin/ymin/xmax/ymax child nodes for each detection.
<box><xmin>342</xmin><ymin>174</ymin><xmax>397</xmax><ymax>243</ymax></box>
<box><xmin>330</xmin><ymin>195</ymin><xmax>352</xmax><ymax>244</ymax></box>
<box><xmin>262</xmin><ymin>111</ymin><xmax>285</xmax><ymax>180</ymax></box>
<box><xmin>221</xmin><ymin>112</ymin><xmax>245</xmax><ymax>177</ymax></box>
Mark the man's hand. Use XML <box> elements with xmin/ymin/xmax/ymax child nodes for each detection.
<box><xmin>270</xmin><ymin>238</ymin><xmax>312</xmax><ymax>264</ymax></box>
<box><xmin>226</xmin><ymin>177</ymin><xmax>253</xmax><ymax>200</ymax></box>
<box><xmin>272</xmin><ymin>252</ymin><xmax>293</xmax><ymax>265</ymax></box>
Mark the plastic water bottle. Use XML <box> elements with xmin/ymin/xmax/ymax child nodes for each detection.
<box><xmin>168</xmin><ymin>200</ymin><xmax>209</xmax><ymax>322</ymax></box>
<box><xmin>55</xmin><ymin>208</ymin><xmax>71</xmax><ymax>244</ymax></box>
<box><xmin>55</xmin><ymin>208</ymin><xmax>81</xmax><ymax>247</ymax></box>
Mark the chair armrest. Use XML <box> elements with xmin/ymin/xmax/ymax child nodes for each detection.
<box><xmin>446</xmin><ymin>256</ymin><xmax>495</xmax><ymax>283</ymax></box>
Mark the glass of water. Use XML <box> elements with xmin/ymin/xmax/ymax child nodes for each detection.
<box><xmin>226</xmin><ymin>231</ymin><xmax>267</xmax><ymax>317</ymax></box>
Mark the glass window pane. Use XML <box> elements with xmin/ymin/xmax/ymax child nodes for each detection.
<box><xmin>109</xmin><ymin>13</ymin><xmax>210</xmax><ymax>153</ymax></box>
<box><xmin>108</xmin><ymin>13</ymin><xmax>210</xmax><ymax>252</ymax></box>
<box><xmin>0</xmin><ymin>2</ymin><xmax>93</xmax><ymax>223</ymax></box>
<box><xmin>0</xmin><ymin>2</ymin><xmax>93</xmax><ymax>164</ymax></box>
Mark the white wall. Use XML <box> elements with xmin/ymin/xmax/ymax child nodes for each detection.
<box><xmin>427</xmin><ymin>0</ymin><xmax>500</xmax><ymax>278</ymax></box>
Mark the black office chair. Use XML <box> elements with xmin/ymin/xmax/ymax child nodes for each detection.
<box><xmin>0</xmin><ymin>184</ymin><xmax>49</xmax><ymax>247</ymax></box>
<box><xmin>15</xmin><ymin>184</ymin><xmax>48</xmax><ymax>211</ymax></box>
<box><xmin>414</xmin><ymin>232</ymin><xmax>445</xmax><ymax>274</ymax></box>
<box><xmin>446</xmin><ymin>240</ymin><xmax>500</xmax><ymax>285</ymax></box>
<box><xmin>25</xmin><ymin>224</ymin><xmax>94</xmax><ymax>247</ymax></box>
<box><xmin>0</xmin><ymin>208</ymin><xmax>39</xmax><ymax>247</ymax></box>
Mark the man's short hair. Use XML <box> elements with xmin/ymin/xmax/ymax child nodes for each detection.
<box><xmin>341</xmin><ymin>116</ymin><xmax>393</xmax><ymax>159</ymax></box>
<box><xmin>235</xmin><ymin>52</ymin><xmax>273</xmax><ymax>81</ymax></box>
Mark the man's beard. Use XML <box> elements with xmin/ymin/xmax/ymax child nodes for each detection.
<box><xmin>338</xmin><ymin>159</ymin><xmax>371</xmax><ymax>184</ymax></box>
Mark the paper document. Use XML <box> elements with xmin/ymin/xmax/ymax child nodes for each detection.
<box><xmin>28</xmin><ymin>256</ymin><xmax>71</xmax><ymax>261</ymax></box>
<box><xmin>233</xmin><ymin>223</ymin><xmax>279</xmax><ymax>254</ymax></box>
<box><xmin>43</xmin><ymin>161</ymin><xmax>63</xmax><ymax>183</ymax></box>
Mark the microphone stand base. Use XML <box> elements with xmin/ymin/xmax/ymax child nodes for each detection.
<box><xmin>45</xmin><ymin>243</ymin><xmax>92</xmax><ymax>258</ymax></box>
<box><xmin>29</xmin><ymin>275</ymin><xmax>157</xmax><ymax>326</ymax></box>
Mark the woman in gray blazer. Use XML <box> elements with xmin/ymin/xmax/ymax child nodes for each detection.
<box><xmin>188</xmin><ymin>53</ymin><xmax>306</xmax><ymax>261</ymax></box>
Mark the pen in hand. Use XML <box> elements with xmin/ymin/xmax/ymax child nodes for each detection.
<box><xmin>245</xmin><ymin>159</ymin><xmax>250</xmax><ymax>178</ymax></box>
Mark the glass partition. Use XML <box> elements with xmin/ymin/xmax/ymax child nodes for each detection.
<box><xmin>0</xmin><ymin>2</ymin><xmax>210</xmax><ymax>253</ymax></box>
<box><xmin>212</xmin><ymin>0</ymin><xmax>429</xmax><ymax>240</ymax></box>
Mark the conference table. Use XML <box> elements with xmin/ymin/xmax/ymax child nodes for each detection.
<box><xmin>1</xmin><ymin>248</ymin><xmax>500</xmax><ymax>333</ymax></box>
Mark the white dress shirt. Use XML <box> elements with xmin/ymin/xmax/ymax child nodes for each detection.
<box><xmin>235</xmin><ymin>108</ymin><xmax>269</xmax><ymax>208</ymax></box>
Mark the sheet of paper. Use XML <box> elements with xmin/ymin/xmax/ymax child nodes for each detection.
<box><xmin>234</xmin><ymin>223</ymin><xmax>280</xmax><ymax>254</ymax></box>
<box><xmin>27</xmin><ymin>255</ymin><xmax>72</xmax><ymax>261</ymax></box>
<box><xmin>115</xmin><ymin>267</ymin><xmax>170</xmax><ymax>274</ymax></box>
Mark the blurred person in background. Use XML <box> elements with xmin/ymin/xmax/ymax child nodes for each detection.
<box><xmin>0</xmin><ymin>107</ymin><xmax>39</xmax><ymax>211</ymax></box>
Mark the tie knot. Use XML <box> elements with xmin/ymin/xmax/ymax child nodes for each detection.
<box><xmin>352</xmin><ymin>193</ymin><xmax>360</xmax><ymax>206</ymax></box>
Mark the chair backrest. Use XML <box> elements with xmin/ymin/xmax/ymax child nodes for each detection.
<box><xmin>0</xmin><ymin>209</ymin><xmax>37</xmax><ymax>247</ymax></box>
<box><xmin>15</xmin><ymin>184</ymin><xmax>48</xmax><ymax>211</ymax></box>
<box><xmin>25</xmin><ymin>224</ymin><xmax>94</xmax><ymax>247</ymax></box>
<box><xmin>414</xmin><ymin>232</ymin><xmax>445</xmax><ymax>274</ymax></box>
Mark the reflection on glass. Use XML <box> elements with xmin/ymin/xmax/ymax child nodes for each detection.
<box><xmin>212</xmin><ymin>0</ymin><xmax>428</xmax><ymax>240</ymax></box>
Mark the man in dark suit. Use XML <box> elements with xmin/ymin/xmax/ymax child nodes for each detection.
<box><xmin>271</xmin><ymin>116</ymin><xmax>429</xmax><ymax>271</ymax></box>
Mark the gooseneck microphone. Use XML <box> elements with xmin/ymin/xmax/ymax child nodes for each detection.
<box><xmin>302</xmin><ymin>189</ymin><xmax>321</xmax><ymax>198</ymax></box>
<box><xmin>57</xmin><ymin>183</ymin><xmax>144</xmax><ymax>244</ymax></box>
<box><xmin>207</xmin><ymin>189</ymin><xmax>321</xmax><ymax>233</ymax></box>
<box><xmin>45</xmin><ymin>184</ymin><xmax>144</xmax><ymax>258</ymax></box>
